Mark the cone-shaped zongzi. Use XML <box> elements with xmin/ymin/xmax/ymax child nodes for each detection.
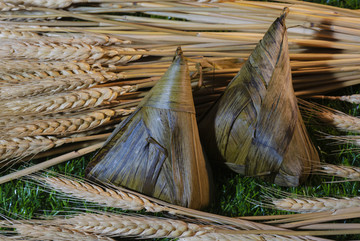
<box><xmin>86</xmin><ymin>48</ymin><xmax>211</xmax><ymax>209</ymax></box>
<box><xmin>198</xmin><ymin>9</ymin><xmax>319</xmax><ymax>186</ymax></box>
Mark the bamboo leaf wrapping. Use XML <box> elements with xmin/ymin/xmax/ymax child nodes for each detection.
<box><xmin>199</xmin><ymin>10</ymin><xmax>319</xmax><ymax>186</ymax></box>
<box><xmin>86</xmin><ymin>48</ymin><xmax>211</xmax><ymax>209</ymax></box>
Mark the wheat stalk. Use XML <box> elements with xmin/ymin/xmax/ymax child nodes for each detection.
<box><xmin>50</xmin><ymin>212</ymin><xmax>212</xmax><ymax>238</ymax></box>
<box><xmin>10</xmin><ymin>223</ymin><xmax>115</xmax><ymax>241</ymax></box>
<box><xmin>38</xmin><ymin>176</ymin><xmax>169</xmax><ymax>213</ymax></box>
<box><xmin>0</xmin><ymin>86</ymin><xmax>137</xmax><ymax>116</ymax></box>
<box><xmin>271</xmin><ymin>196</ymin><xmax>360</xmax><ymax>213</ymax></box>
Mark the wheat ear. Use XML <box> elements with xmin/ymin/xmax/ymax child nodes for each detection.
<box><xmin>1</xmin><ymin>107</ymin><xmax>134</xmax><ymax>138</ymax></box>
<box><xmin>0</xmin><ymin>27</ymin><xmax>131</xmax><ymax>46</ymax></box>
<box><xmin>4</xmin><ymin>0</ymin><xmax>99</xmax><ymax>8</ymax></box>
<box><xmin>299</xmin><ymin>100</ymin><xmax>360</xmax><ymax>133</ymax></box>
<box><xmin>38</xmin><ymin>176</ymin><xmax>168</xmax><ymax>213</ymax></box>
<box><xmin>0</xmin><ymin>68</ymin><xmax>121</xmax><ymax>85</ymax></box>
<box><xmin>0</xmin><ymin>60</ymin><xmax>92</xmax><ymax>73</ymax></box>
<box><xmin>311</xmin><ymin>94</ymin><xmax>360</xmax><ymax>104</ymax></box>
<box><xmin>50</xmin><ymin>212</ymin><xmax>211</xmax><ymax>238</ymax></box>
<box><xmin>0</xmin><ymin>40</ymin><xmax>143</xmax><ymax>64</ymax></box>
<box><xmin>0</xmin><ymin>75</ymin><xmax>102</xmax><ymax>99</ymax></box>
<box><xmin>0</xmin><ymin>86</ymin><xmax>137</xmax><ymax>116</ymax></box>
<box><xmin>10</xmin><ymin>223</ymin><xmax>115</xmax><ymax>241</ymax></box>
<box><xmin>179</xmin><ymin>233</ymin><xmax>311</xmax><ymax>241</ymax></box>
<box><xmin>271</xmin><ymin>196</ymin><xmax>360</xmax><ymax>213</ymax></box>
<box><xmin>0</xmin><ymin>2</ymin><xmax>27</xmax><ymax>11</ymax></box>
<box><xmin>0</xmin><ymin>136</ymin><xmax>65</xmax><ymax>162</ymax></box>
<box><xmin>319</xmin><ymin>163</ymin><xmax>360</xmax><ymax>180</ymax></box>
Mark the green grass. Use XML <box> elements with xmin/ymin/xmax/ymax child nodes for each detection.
<box><xmin>2</xmin><ymin>1</ymin><xmax>360</xmax><ymax>240</ymax></box>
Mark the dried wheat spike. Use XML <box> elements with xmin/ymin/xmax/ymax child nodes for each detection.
<box><xmin>51</xmin><ymin>213</ymin><xmax>211</xmax><ymax>238</ymax></box>
<box><xmin>0</xmin><ymin>69</ymin><xmax>121</xmax><ymax>84</ymax></box>
<box><xmin>0</xmin><ymin>60</ymin><xmax>92</xmax><ymax>73</ymax></box>
<box><xmin>39</xmin><ymin>176</ymin><xmax>168</xmax><ymax>212</ymax></box>
<box><xmin>300</xmin><ymin>100</ymin><xmax>360</xmax><ymax>133</ymax></box>
<box><xmin>0</xmin><ymin>28</ymin><xmax>40</xmax><ymax>40</ymax></box>
<box><xmin>0</xmin><ymin>72</ymin><xmax>124</xmax><ymax>99</ymax></box>
<box><xmin>12</xmin><ymin>223</ymin><xmax>115</xmax><ymax>241</ymax></box>
<box><xmin>338</xmin><ymin>94</ymin><xmax>360</xmax><ymax>104</ymax></box>
<box><xmin>2</xmin><ymin>108</ymin><xmax>134</xmax><ymax>137</ymax></box>
<box><xmin>42</xmin><ymin>32</ymin><xmax>132</xmax><ymax>46</ymax></box>
<box><xmin>0</xmin><ymin>136</ymin><xmax>65</xmax><ymax>162</ymax></box>
<box><xmin>0</xmin><ymin>86</ymin><xmax>137</xmax><ymax>116</ymax></box>
<box><xmin>0</xmin><ymin>2</ymin><xmax>27</xmax><ymax>11</ymax></box>
<box><xmin>179</xmin><ymin>233</ymin><xmax>310</xmax><ymax>241</ymax></box>
<box><xmin>0</xmin><ymin>40</ymin><xmax>144</xmax><ymax>64</ymax></box>
<box><xmin>320</xmin><ymin>164</ymin><xmax>360</xmax><ymax>180</ymax></box>
<box><xmin>3</xmin><ymin>0</ymin><xmax>96</xmax><ymax>9</ymax></box>
<box><xmin>0</xmin><ymin>27</ymin><xmax>131</xmax><ymax>46</ymax></box>
<box><xmin>271</xmin><ymin>196</ymin><xmax>360</xmax><ymax>213</ymax></box>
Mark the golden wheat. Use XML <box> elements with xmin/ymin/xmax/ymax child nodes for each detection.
<box><xmin>0</xmin><ymin>40</ymin><xmax>144</xmax><ymax>64</ymax></box>
<box><xmin>0</xmin><ymin>86</ymin><xmax>137</xmax><ymax>116</ymax></box>
<box><xmin>0</xmin><ymin>2</ymin><xmax>27</xmax><ymax>11</ymax></box>
<box><xmin>319</xmin><ymin>164</ymin><xmax>360</xmax><ymax>180</ymax></box>
<box><xmin>39</xmin><ymin>176</ymin><xmax>168</xmax><ymax>212</ymax></box>
<box><xmin>3</xmin><ymin>0</ymin><xmax>93</xmax><ymax>9</ymax></box>
<box><xmin>1</xmin><ymin>108</ymin><xmax>134</xmax><ymax>137</ymax></box>
<box><xmin>51</xmin><ymin>212</ymin><xmax>211</xmax><ymax>238</ymax></box>
<box><xmin>12</xmin><ymin>223</ymin><xmax>115</xmax><ymax>241</ymax></box>
<box><xmin>0</xmin><ymin>136</ymin><xmax>65</xmax><ymax>162</ymax></box>
<box><xmin>179</xmin><ymin>233</ymin><xmax>311</xmax><ymax>241</ymax></box>
<box><xmin>271</xmin><ymin>196</ymin><xmax>360</xmax><ymax>213</ymax></box>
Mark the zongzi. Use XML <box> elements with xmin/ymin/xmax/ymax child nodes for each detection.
<box><xmin>198</xmin><ymin>9</ymin><xmax>319</xmax><ymax>186</ymax></box>
<box><xmin>86</xmin><ymin>48</ymin><xmax>211</xmax><ymax>209</ymax></box>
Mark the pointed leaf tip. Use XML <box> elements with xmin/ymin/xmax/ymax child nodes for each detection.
<box><xmin>279</xmin><ymin>7</ymin><xmax>289</xmax><ymax>23</ymax></box>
